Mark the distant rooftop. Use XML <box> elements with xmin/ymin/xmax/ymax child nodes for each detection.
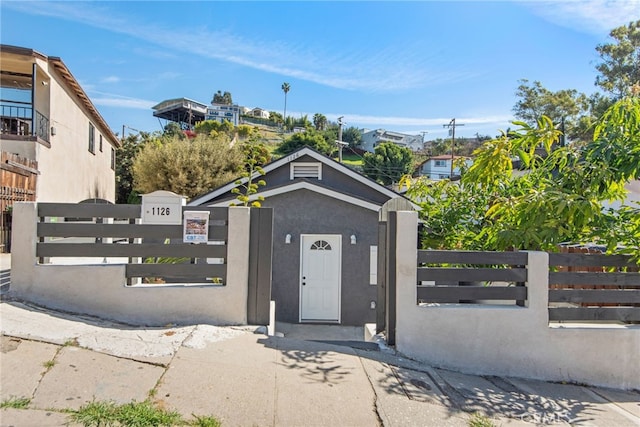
<box><xmin>152</xmin><ymin>98</ymin><xmax>207</xmax><ymax>125</ymax></box>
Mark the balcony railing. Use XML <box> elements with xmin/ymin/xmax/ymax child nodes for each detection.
<box><xmin>0</xmin><ymin>102</ymin><xmax>49</xmax><ymax>143</ymax></box>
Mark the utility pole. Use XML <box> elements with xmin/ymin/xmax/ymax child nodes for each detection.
<box><xmin>336</xmin><ymin>116</ymin><xmax>347</xmax><ymax>163</ymax></box>
<box><xmin>443</xmin><ymin>118</ymin><xmax>464</xmax><ymax>178</ymax></box>
<box><xmin>122</xmin><ymin>125</ymin><xmax>141</xmax><ymax>142</ymax></box>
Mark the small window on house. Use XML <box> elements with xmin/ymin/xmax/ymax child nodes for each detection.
<box><xmin>99</xmin><ymin>135</ymin><xmax>103</xmax><ymax>152</ymax></box>
<box><xmin>290</xmin><ymin>162</ymin><xmax>322</xmax><ymax>180</ymax></box>
<box><xmin>310</xmin><ymin>240</ymin><xmax>331</xmax><ymax>250</ymax></box>
<box><xmin>111</xmin><ymin>147</ymin><xmax>116</xmax><ymax>170</ymax></box>
<box><xmin>88</xmin><ymin>123</ymin><xmax>95</xmax><ymax>154</ymax></box>
<box><xmin>434</xmin><ymin>160</ymin><xmax>446</xmax><ymax>167</ymax></box>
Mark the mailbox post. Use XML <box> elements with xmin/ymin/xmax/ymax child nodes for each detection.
<box><xmin>141</xmin><ymin>190</ymin><xmax>186</xmax><ymax>225</ymax></box>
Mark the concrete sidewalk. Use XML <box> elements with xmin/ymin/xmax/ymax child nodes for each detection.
<box><xmin>1</xmin><ymin>300</ymin><xmax>639</xmax><ymax>426</ymax></box>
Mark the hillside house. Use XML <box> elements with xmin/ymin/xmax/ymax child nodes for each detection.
<box><xmin>189</xmin><ymin>146</ymin><xmax>414</xmax><ymax>326</ymax></box>
<box><xmin>418</xmin><ymin>155</ymin><xmax>473</xmax><ymax>180</ymax></box>
<box><xmin>360</xmin><ymin>128</ymin><xmax>424</xmax><ymax>152</ymax></box>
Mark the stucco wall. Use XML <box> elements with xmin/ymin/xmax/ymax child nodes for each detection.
<box><xmin>37</xmin><ymin>62</ymin><xmax>115</xmax><ymax>202</ymax></box>
<box><xmin>0</xmin><ymin>51</ymin><xmax>116</xmax><ymax>203</ymax></box>
<box><xmin>10</xmin><ymin>203</ymin><xmax>250</xmax><ymax>326</ymax></box>
<box><xmin>393</xmin><ymin>211</ymin><xmax>640</xmax><ymax>390</ymax></box>
<box><xmin>265</xmin><ymin>190</ymin><xmax>378</xmax><ymax>325</ymax></box>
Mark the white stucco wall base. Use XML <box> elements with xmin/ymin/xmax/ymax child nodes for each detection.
<box><xmin>10</xmin><ymin>203</ymin><xmax>250</xmax><ymax>326</ymax></box>
<box><xmin>393</xmin><ymin>211</ymin><xmax>640</xmax><ymax>390</ymax></box>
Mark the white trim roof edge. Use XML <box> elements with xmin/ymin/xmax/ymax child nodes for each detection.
<box><xmin>189</xmin><ymin>146</ymin><xmax>407</xmax><ymax>206</ymax></box>
<box><xmin>205</xmin><ymin>180</ymin><xmax>382</xmax><ymax>211</ymax></box>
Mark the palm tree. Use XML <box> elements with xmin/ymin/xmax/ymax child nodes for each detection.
<box><xmin>313</xmin><ymin>113</ymin><xmax>327</xmax><ymax>131</ymax></box>
<box><xmin>281</xmin><ymin>82</ymin><xmax>290</xmax><ymax>128</ymax></box>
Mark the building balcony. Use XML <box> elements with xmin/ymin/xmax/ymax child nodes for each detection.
<box><xmin>0</xmin><ymin>102</ymin><xmax>50</xmax><ymax>144</ymax></box>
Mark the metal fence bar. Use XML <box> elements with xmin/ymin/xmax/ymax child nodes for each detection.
<box><xmin>37</xmin><ymin>222</ymin><xmax>228</xmax><ymax>240</ymax></box>
<box><xmin>38</xmin><ymin>203</ymin><xmax>142</xmax><ymax>219</ymax></box>
<box><xmin>417</xmin><ymin>286</ymin><xmax>527</xmax><ymax>302</ymax></box>
<box><xmin>549</xmin><ymin>272</ymin><xmax>640</xmax><ymax>287</ymax></box>
<box><xmin>125</xmin><ymin>263</ymin><xmax>226</xmax><ymax>280</ymax></box>
<box><xmin>548</xmin><ymin>307</ymin><xmax>640</xmax><ymax>322</ymax></box>
<box><xmin>36</xmin><ymin>242</ymin><xmax>226</xmax><ymax>258</ymax></box>
<box><xmin>549</xmin><ymin>289</ymin><xmax>640</xmax><ymax>304</ymax></box>
<box><xmin>418</xmin><ymin>267</ymin><xmax>528</xmax><ymax>283</ymax></box>
<box><xmin>549</xmin><ymin>252</ymin><xmax>636</xmax><ymax>268</ymax></box>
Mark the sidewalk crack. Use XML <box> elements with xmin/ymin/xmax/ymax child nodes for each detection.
<box><xmin>358</xmin><ymin>356</ymin><xmax>384</xmax><ymax>427</ymax></box>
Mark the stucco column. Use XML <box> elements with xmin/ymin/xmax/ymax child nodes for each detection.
<box><xmin>526</xmin><ymin>251</ymin><xmax>549</xmax><ymax>326</ymax></box>
<box><xmin>226</xmin><ymin>207</ymin><xmax>251</xmax><ymax>324</ymax></box>
<box><xmin>394</xmin><ymin>211</ymin><xmax>419</xmax><ymax>340</ymax></box>
<box><xmin>10</xmin><ymin>202</ymin><xmax>38</xmax><ymax>294</ymax></box>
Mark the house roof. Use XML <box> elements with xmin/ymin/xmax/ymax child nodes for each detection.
<box><xmin>205</xmin><ymin>179</ymin><xmax>384</xmax><ymax>211</ymax></box>
<box><xmin>1</xmin><ymin>45</ymin><xmax>120</xmax><ymax>148</ymax></box>
<box><xmin>427</xmin><ymin>155</ymin><xmax>470</xmax><ymax>160</ymax></box>
<box><xmin>188</xmin><ymin>146</ymin><xmax>414</xmax><ymax>208</ymax></box>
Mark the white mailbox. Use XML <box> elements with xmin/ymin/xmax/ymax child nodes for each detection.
<box><xmin>141</xmin><ymin>190</ymin><xmax>186</xmax><ymax>225</ymax></box>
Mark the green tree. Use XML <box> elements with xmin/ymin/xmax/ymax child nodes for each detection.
<box><xmin>405</xmin><ymin>94</ymin><xmax>640</xmax><ymax>259</ymax></box>
<box><xmin>212</xmin><ymin>90</ymin><xmax>233</xmax><ymax>105</ymax></box>
<box><xmin>276</xmin><ymin>129</ymin><xmax>335</xmax><ymax>156</ymax></box>
<box><xmin>292</xmin><ymin>114</ymin><xmax>311</xmax><ymax>129</ymax></box>
<box><xmin>513</xmin><ymin>79</ymin><xmax>588</xmax><ymax>143</ymax></box>
<box><xmin>342</xmin><ymin>126</ymin><xmax>362</xmax><ymax>148</ymax></box>
<box><xmin>281</xmin><ymin>82</ymin><xmax>290</xmax><ymax>125</ymax></box>
<box><xmin>313</xmin><ymin>113</ymin><xmax>327</xmax><ymax>131</ymax></box>
<box><xmin>269</xmin><ymin>111</ymin><xmax>283</xmax><ymax>124</ymax></box>
<box><xmin>132</xmin><ymin>134</ymin><xmax>244</xmax><ymax>200</ymax></box>
<box><xmin>115</xmin><ymin>133</ymin><xmax>151</xmax><ymax>204</ymax></box>
<box><xmin>595</xmin><ymin>20</ymin><xmax>640</xmax><ymax>98</ymax></box>
<box><xmin>237</xmin><ymin>124</ymin><xmax>258</xmax><ymax>140</ymax></box>
<box><xmin>363</xmin><ymin>142</ymin><xmax>414</xmax><ymax>186</ymax></box>
<box><xmin>193</xmin><ymin>119</ymin><xmax>235</xmax><ymax>139</ymax></box>
<box><xmin>163</xmin><ymin>122</ymin><xmax>185</xmax><ymax>138</ymax></box>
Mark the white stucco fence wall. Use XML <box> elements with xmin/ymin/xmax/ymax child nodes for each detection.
<box><xmin>10</xmin><ymin>202</ymin><xmax>250</xmax><ymax>326</ymax></box>
<box><xmin>393</xmin><ymin>211</ymin><xmax>640</xmax><ymax>390</ymax></box>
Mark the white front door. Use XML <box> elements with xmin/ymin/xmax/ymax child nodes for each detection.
<box><xmin>300</xmin><ymin>235</ymin><xmax>341</xmax><ymax>322</ymax></box>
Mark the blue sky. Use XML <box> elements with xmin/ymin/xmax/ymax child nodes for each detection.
<box><xmin>2</xmin><ymin>1</ymin><xmax>639</xmax><ymax>139</ymax></box>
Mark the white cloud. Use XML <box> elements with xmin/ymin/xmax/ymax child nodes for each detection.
<box><xmin>89</xmin><ymin>91</ymin><xmax>157</xmax><ymax>110</ymax></box>
<box><xmin>101</xmin><ymin>76</ymin><xmax>121</xmax><ymax>84</ymax></box>
<box><xmin>325</xmin><ymin>112</ymin><xmax>513</xmax><ymax>128</ymax></box>
<box><xmin>4</xmin><ymin>2</ymin><xmax>473</xmax><ymax>92</ymax></box>
<box><xmin>524</xmin><ymin>0</ymin><xmax>640</xmax><ymax>36</ymax></box>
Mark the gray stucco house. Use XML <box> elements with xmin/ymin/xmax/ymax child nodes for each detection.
<box><xmin>189</xmin><ymin>146</ymin><xmax>409</xmax><ymax>326</ymax></box>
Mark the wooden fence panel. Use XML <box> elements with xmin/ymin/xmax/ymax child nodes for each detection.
<box><xmin>1</xmin><ymin>152</ymin><xmax>38</xmax><ymax>252</ymax></box>
<box><xmin>548</xmin><ymin>246</ymin><xmax>640</xmax><ymax>322</ymax></box>
<box><xmin>416</xmin><ymin>250</ymin><xmax>528</xmax><ymax>305</ymax></box>
<box><xmin>36</xmin><ymin>204</ymin><xmax>231</xmax><ymax>285</ymax></box>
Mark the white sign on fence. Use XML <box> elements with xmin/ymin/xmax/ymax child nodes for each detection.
<box><xmin>183</xmin><ymin>211</ymin><xmax>210</xmax><ymax>243</ymax></box>
<box><xmin>141</xmin><ymin>191</ymin><xmax>186</xmax><ymax>225</ymax></box>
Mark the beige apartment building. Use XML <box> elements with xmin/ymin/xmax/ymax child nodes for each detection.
<box><xmin>1</xmin><ymin>44</ymin><xmax>120</xmax><ymax>250</ymax></box>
